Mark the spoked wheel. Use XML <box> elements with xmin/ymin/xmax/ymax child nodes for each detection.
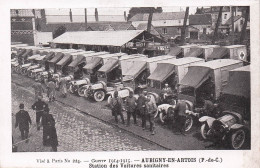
<box><xmin>184</xmin><ymin>115</ymin><xmax>193</xmax><ymax>132</ymax></box>
<box><xmin>78</xmin><ymin>86</ymin><xmax>86</xmax><ymax>97</ymax></box>
<box><xmin>93</xmin><ymin>90</ymin><xmax>105</xmax><ymax>102</ymax></box>
<box><xmin>28</xmin><ymin>71</ymin><xmax>33</xmax><ymax>78</ymax></box>
<box><xmin>20</xmin><ymin>68</ymin><xmax>27</xmax><ymax>75</ymax></box>
<box><xmin>230</xmin><ymin>129</ymin><xmax>246</xmax><ymax>149</ymax></box>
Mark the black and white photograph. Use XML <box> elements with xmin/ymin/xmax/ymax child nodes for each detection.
<box><xmin>10</xmin><ymin>6</ymin><xmax>252</xmax><ymax>152</ymax></box>
<box><xmin>0</xmin><ymin>0</ymin><xmax>259</xmax><ymax>167</ymax></box>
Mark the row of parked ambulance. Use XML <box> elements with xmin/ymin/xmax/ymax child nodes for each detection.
<box><xmin>11</xmin><ymin>43</ymin><xmax>250</xmax><ymax>149</ymax></box>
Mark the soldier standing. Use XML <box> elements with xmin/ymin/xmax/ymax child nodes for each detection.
<box><xmin>137</xmin><ymin>91</ymin><xmax>147</xmax><ymax>130</ymax></box>
<box><xmin>47</xmin><ymin>79</ymin><xmax>56</xmax><ymax>102</ymax></box>
<box><xmin>15</xmin><ymin>103</ymin><xmax>32</xmax><ymax>142</ymax></box>
<box><xmin>110</xmin><ymin>91</ymin><xmax>125</xmax><ymax>124</ymax></box>
<box><xmin>59</xmin><ymin>78</ymin><xmax>68</xmax><ymax>98</ymax></box>
<box><xmin>145</xmin><ymin>95</ymin><xmax>157</xmax><ymax>135</ymax></box>
<box><xmin>31</xmin><ymin>97</ymin><xmax>48</xmax><ymax>130</ymax></box>
<box><xmin>174</xmin><ymin>99</ymin><xmax>187</xmax><ymax>135</ymax></box>
<box><xmin>32</xmin><ymin>81</ymin><xmax>45</xmax><ymax>100</ymax></box>
<box><xmin>125</xmin><ymin>91</ymin><xmax>137</xmax><ymax>126</ymax></box>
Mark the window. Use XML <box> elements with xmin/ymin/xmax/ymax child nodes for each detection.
<box><xmin>240</xmin><ymin>19</ymin><xmax>244</xmax><ymax>25</ymax></box>
<box><xmin>203</xmin><ymin>28</ymin><xmax>206</xmax><ymax>34</ymax></box>
<box><xmin>224</xmin><ymin>14</ymin><xmax>227</xmax><ymax>19</ymax></box>
<box><xmin>179</xmin><ymin>20</ymin><xmax>181</xmax><ymax>23</ymax></box>
<box><xmin>163</xmin><ymin>28</ymin><xmax>167</xmax><ymax>34</ymax></box>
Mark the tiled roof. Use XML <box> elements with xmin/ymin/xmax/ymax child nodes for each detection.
<box><xmin>136</xmin><ymin>23</ymin><xmax>160</xmax><ymax>36</ymax></box>
<box><xmin>129</xmin><ymin>12</ymin><xmax>185</xmax><ymax>21</ymax></box>
<box><xmin>110</xmin><ymin>23</ymin><xmax>135</xmax><ymax>30</ymax></box>
<box><xmin>189</xmin><ymin>14</ymin><xmax>212</xmax><ymax>25</ymax></box>
<box><xmin>224</xmin><ymin>15</ymin><xmax>242</xmax><ymax>25</ymax></box>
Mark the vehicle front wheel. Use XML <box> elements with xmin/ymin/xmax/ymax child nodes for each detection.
<box><xmin>93</xmin><ymin>90</ymin><xmax>105</xmax><ymax>102</ymax></box>
<box><xmin>78</xmin><ymin>86</ymin><xmax>86</xmax><ymax>97</ymax></box>
<box><xmin>184</xmin><ymin>115</ymin><xmax>193</xmax><ymax>132</ymax></box>
<box><xmin>230</xmin><ymin>129</ymin><xmax>246</xmax><ymax>149</ymax></box>
<box><xmin>200</xmin><ymin>123</ymin><xmax>209</xmax><ymax>140</ymax></box>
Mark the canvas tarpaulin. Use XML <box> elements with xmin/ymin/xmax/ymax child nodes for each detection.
<box><xmin>208</xmin><ymin>48</ymin><xmax>228</xmax><ymax>59</ymax></box>
<box><xmin>48</xmin><ymin>53</ymin><xmax>64</xmax><ymax>63</ymax></box>
<box><xmin>68</xmin><ymin>55</ymin><xmax>85</xmax><ymax>68</ymax></box>
<box><xmin>98</xmin><ymin>59</ymin><xmax>119</xmax><ymax>73</ymax></box>
<box><xmin>180</xmin><ymin>66</ymin><xmax>210</xmax><ymax>88</ymax></box>
<box><xmin>123</xmin><ymin>61</ymin><xmax>146</xmax><ymax>76</ymax></box>
<box><xmin>56</xmin><ymin>55</ymin><xmax>72</xmax><ymax>66</ymax></box>
<box><xmin>222</xmin><ymin>66</ymin><xmax>250</xmax><ymax>98</ymax></box>
<box><xmin>185</xmin><ymin>48</ymin><xmax>203</xmax><ymax>57</ymax></box>
<box><xmin>167</xmin><ymin>47</ymin><xmax>182</xmax><ymax>56</ymax></box>
<box><xmin>83</xmin><ymin>57</ymin><xmax>102</xmax><ymax>70</ymax></box>
<box><xmin>148</xmin><ymin>63</ymin><xmax>175</xmax><ymax>82</ymax></box>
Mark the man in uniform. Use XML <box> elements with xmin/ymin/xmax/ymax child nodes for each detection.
<box><xmin>162</xmin><ymin>83</ymin><xmax>173</xmax><ymax>102</ymax></box>
<box><xmin>125</xmin><ymin>91</ymin><xmax>137</xmax><ymax>126</ymax></box>
<box><xmin>110</xmin><ymin>91</ymin><xmax>125</xmax><ymax>124</ymax></box>
<box><xmin>47</xmin><ymin>79</ymin><xmax>56</xmax><ymax>102</ymax></box>
<box><xmin>174</xmin><ymin>99</ymin><xmax>187</xmax><ymax>135</ymax></box>
<box><xmin>15</xmin><ymin>103</ymin><xmax>32</xmax><ymax>142</ymax></box>
<box><xmin>145</xmin><ymin>95</ymin><xmax>157</xmax><ymax>135</ymax></box>
<box><xmin>196</xmin><ymin>98</ymin><xmax>216</xmax><ymax>117</ymax></box>
<box><xmin>32</xmin><ymin>80</ymin><xmax>45</xmax><ymax>100</ymax></box>
<box><xmin>31</xmin><ymin>96</ymin><xmax>48</xmax><ymax>130</ymax></box>
<box><xmin>46</xmin><ymin>117</ymin><xmax>58</xmax><ymax>152</ymax></box>
<box><xmin>59</xmin><ymin>77</ymin><xmax>68</xmax><ymax>98</ymax></box>
<box><xmin>137</xmin><ymin>91</ymin><xmax>147</xmax><ymax>130</ymax></box>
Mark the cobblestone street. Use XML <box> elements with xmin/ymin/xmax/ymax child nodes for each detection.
<box><xmin>12</xmin><ymin>81</ymin><xmax>165</xmax><ymax>152</ymax></box>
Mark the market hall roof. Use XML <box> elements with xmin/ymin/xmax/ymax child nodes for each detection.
<box><xmin>51</xmin><ymin>30</ymin><xmax>164</xmax><ymax>47</ymax></box>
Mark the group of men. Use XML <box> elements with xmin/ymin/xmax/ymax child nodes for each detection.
<box><xmin>110</xmin><ymin>90</ymin><xmax>157</xmax><ymax>135</ymax></box>
<box><xmin>14</xmin><ymin>97</ymin><xmax>58</xmax><ymax>152</ymax></box>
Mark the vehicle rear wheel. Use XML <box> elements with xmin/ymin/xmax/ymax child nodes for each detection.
<box><xmin>159</xmin><ymin>112</ymin><xmax>166</xmax><ymax>124</ymax></box>
<box><xmin>184</xmin><ymin>115</ymin><xmax>193</xmax><ymax>132</ymax></box>
<box><xmin>230</xmin><ymin>129</ymin><xmax>246</xmax><ymax>149</ymax></box>
<box><xmin>78</xmin><ymin>86</ymin><xmax>86</xmax><ymax>97</ymax></box>
<box><xmin>21</xmin><ymin>69</ymin><xmax>27</xmax><ymax>75</ymax></box>
<box><xmin>28</xmin><ymin>71</ymin><xmax>33</xmax><ymax>78</ymax></box>
<box><xmin>69</xmin><ymin>84</ymin><xmax>75</xmax><ymax>93</ymax></box>
<box><xmin>200</xmin><ymin>124</ymin><xmax>209</xmax><ymax>140</ymax></box>
<box><xmin>93</xmin><ymin>90</ymin><xmax>105</xmax><ymax>102</ymax></box>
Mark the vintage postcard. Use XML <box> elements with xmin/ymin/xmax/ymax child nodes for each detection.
<box><xmin>0</xmin><ymin>0</ymin><xmax>259</xmax><ymax>167</ymax></box>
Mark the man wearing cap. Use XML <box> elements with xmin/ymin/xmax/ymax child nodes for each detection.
<box><xmin>47</xmin><ymin>79</ymin><xmax>56</xmax><ymax>102</ymax></box>
<box><xmin>110</xmin><ymin>91</ymin><xmax>125</xmax><ymax>124</ymax></box>
<box><xmin>162</xmin><ymin>83</ymin><xmax>173</xmax><ymax>102</ymax></box>
<box><xmin>15</xmin><ymin>104</ymin><xmax>32</xmax><ymax>142</ymax></box>
<box><xmin>145</xmin><ymin>95</ymin><xmax>157</xmax><ymax>135</ymax></box>
<box><xmin>125</xmin><ymin>91</ymin><xmax>137</xmax><ymax>126</ymax></box>
<box><xmin>174</xmin><ymin>99</ymin><xmax>187</xmax><ymax>135</ymax></box>
<box><xmin>137</xmin><ymin>91</ymin><xmax>147</xmax><ymax>130</ymax></box>
<box><xmin>32</xmin><ymin>97</ymin><xmax>48</xmax><ymax>130</ymax></box>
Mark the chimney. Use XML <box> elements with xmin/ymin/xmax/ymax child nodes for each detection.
<box><xmin>69</xmin><ymin>9</ymin><xmax>73</xmax><ymax>22</ymax></box>
<box><xmin>124</xmin><ymin>11</ymin><xmax>127</xmax><ymax>21</ymax></box>
<box><xmin>85</xmin><ymin>8</ymin><xmax>88</xmax><ymax>31</ymax></box>
<box><xmin>95</xmin><ymin>8</ymin><xmax>99</xmax><ymax>22</ymax></box>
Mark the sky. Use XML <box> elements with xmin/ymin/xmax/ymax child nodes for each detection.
<box><xmin>45</xmin><ymin>7</ymin><xmax>198</xmax><ymax>16</ymax></box>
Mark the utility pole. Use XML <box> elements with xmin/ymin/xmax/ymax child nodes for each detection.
<box><xmin>69</xmin><ymin>9</ymin><xmax>73</xmax><ymax>22</ymax></box>
<box><xmin>212</xmin><ymin>6</ymin><xmax>223</xmax><ymax>44</ymax></box>
<box><xmin>240</xmin><ymin>7</ymin><xmax>249</xmax><ymax>44</ymax></box>
<box><xmin>230</xmin><ymin>6</ymin><xmax>235</xmax><ymax>44</ymax></box>
<box><xmin>180</xmin><ymin>7</ymin><xmax>189</xmax><ymax>45</ymax></box>
<box><xmin>84</xmin><ymin>8</ymin><xmax>88</xmax><ymax>31</ymax></box>
<box><xmin>95</xmin><ymin>8</ymin><xmax>99</xmax><ymax>22</ymax></box>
